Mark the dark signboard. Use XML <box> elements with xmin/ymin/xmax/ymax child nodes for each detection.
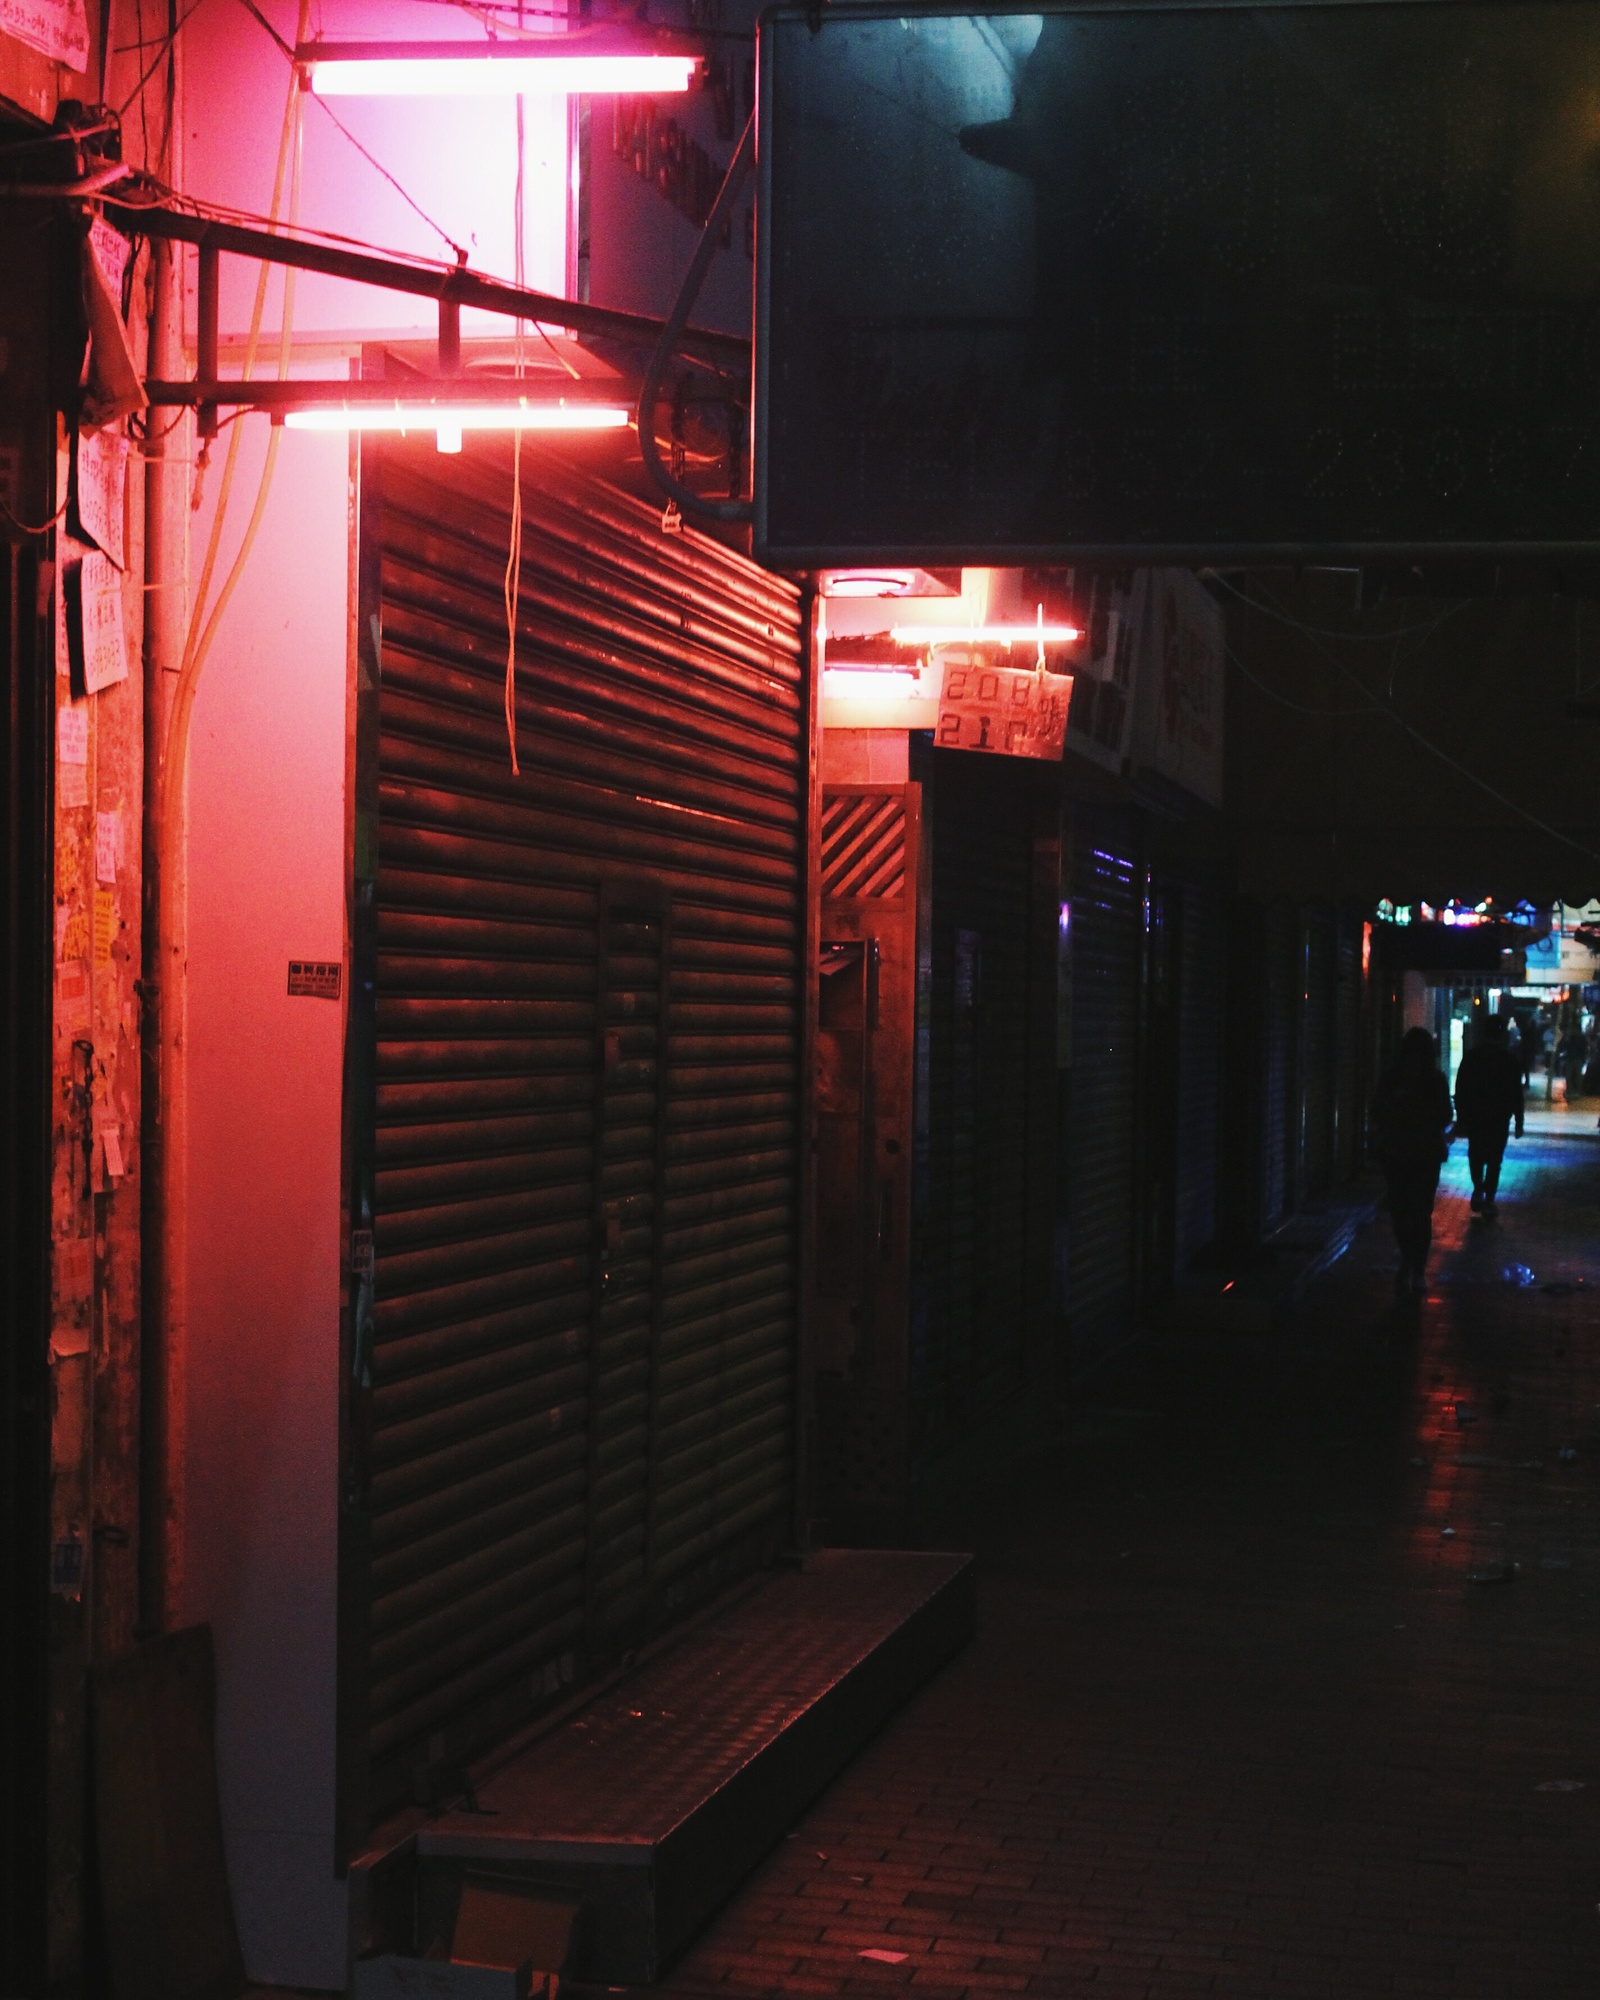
<box><xmin>754</xmin><ymin>2</ymin><xmax>1600</xmax><ymax>564</ymax></box>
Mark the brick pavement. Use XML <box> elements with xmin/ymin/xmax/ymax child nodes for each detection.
<box><xmin>655</xmin><ymin>1113</ymin><xmax>1600</xmax><ymax>1998</ymax></box>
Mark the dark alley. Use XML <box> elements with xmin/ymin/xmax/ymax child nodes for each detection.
<box><xmin>14</xmin><ymin>8</ymin><xmax>1600</xmax><ymax>1996</ymax></box>
<box><xmin>661</xmin><ymin>1110</ymin><xmax>1600</xmax><ymax>2000</ymax></box>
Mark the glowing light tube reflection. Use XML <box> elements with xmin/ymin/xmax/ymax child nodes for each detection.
<box><xmin>283</xmin><ymin>401</ymin><xmax>631</xmax><ymax>433</ymax></box>
<box><xmin>307</xmin><ymin>54</ymin><xmax>697</xmax><ymax>95</ymax></box>
<box><xmin>888</xmin><ymin>622</ymin><xmax>1082</xmax><ymax>646</ymax></box>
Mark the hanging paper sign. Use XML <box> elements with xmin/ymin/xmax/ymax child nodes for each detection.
<box><xmin>67</xmin><ymin>552</ymin><xmax>129</xmax><ymax>695</ymax></box>
<box><xmin>935</xmin><ymin>661</ymin><xmax>1074</xmax><ymax>761</ymax></box>
<box><xmin>71</xmin><ymin>431</ymin><xmax>127</xmax><ymax>570</ymax></box>
<box><xmin>87</xmin><ymin>218</ymin><xmax>130</xmax><ymax>308</ymax></box>
<box><xmin>0</xmin><ymin>0</ymin><xmax>88</xmax><ymax>68</ymax></box>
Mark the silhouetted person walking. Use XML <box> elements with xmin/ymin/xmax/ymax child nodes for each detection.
<box><xmin>1454</xmin><ymin>1014</ymin><xmax>1524</xmax><ymax>1215</ymax></box>
<box><xmin>1370</xmin><ymin>1027</ymin><xmax>1453</xmax><ymax>1298</ymax></box>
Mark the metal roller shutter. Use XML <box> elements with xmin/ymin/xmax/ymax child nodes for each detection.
<box><xmin>1261</xmin><ymin>902</ymin><xmax>1294</xmax><ymax>1226</ymax></box>
<box><xmin>1300</xmin><ymin>903</ymin><xmax>1336</xmax><ymax>1198</ymax></box>
<box><xmin>351</xmin><ymin>437</ymin><xmax>808</xmax><ymax>1824</ymax></box>
<box><xmin>912</xmin><ymin>759</ymin><xmax>1033</xmax><ymax>1457</ymax></box>
<box><xmin>1175</xmin><ymin>886</ymin><xmax>1225</xmax><ymax>1271</ymax></box>
<box><xmin>1334</xmin><ymin>908</ymin><xmax>1362</xmax><ymax>1182</ymax></box>
<box><xmin>1066</xmin><ymin>811</ymin><xmax>1141</xmax><ymax>1365</ymax></box>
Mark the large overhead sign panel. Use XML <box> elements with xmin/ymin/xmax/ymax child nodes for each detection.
<box><xmin>754</xmin><ymin>2</ymin><xmax>1600</xmax><ymax>564</ymax></box>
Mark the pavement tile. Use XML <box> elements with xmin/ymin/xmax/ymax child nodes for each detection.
<box><xmin>660</xmin><ymin>1118</ymin><xmax>1600</xmax><ymax>2000</ymax></box>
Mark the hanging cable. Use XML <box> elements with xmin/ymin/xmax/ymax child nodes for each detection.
<box><xmin>159</xmin><ymin>0</ymin><xmax>307</xmax><ymax>943</ymax></box>
<box><xmin>116</xmin><ymin>0</ymin><xmax>205</xmax><ymax>117</ymax></box>
<box><xmin>1224</xmin><ymin>580</ymin><xmax>1600</xmax><ymax>868</ymax></box>
<box><xmin>0</xmin><ymin>491</ymin><xmax>70</xmax><ymax>536</ymax></box>
<box><xmin>636</xmin><ymin>112</ymin><xmax>754</xmax><ymax>525</ymax></box>
<box><xmin>234</xmin><ymin>0</ymin><xmax>467</xmax><ymax>260</ymax></box>
<box><xmin>179</xmin><ymin>17</ymin><xmax>301</xmax><ymax>680</ymax></box>
<box><xmin>505</xmin><ymin>434</ymin><xmax>524</xmax><ymax>774</ymax></box>
<box><xmin>504</xmin><ymin>75</ymin><xmax>527</xmax><ymax>773</ymax></box>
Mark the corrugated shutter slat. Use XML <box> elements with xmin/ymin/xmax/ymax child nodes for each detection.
<box><xmin>361</xmin><ymin>439</ymin><xmax>806</xmax><ymax>1823</ymax></box>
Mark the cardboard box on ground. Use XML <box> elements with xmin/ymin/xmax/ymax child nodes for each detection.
<box><xmin>355</xmin><ymin>1879</ymin><xmax>579</xmax><ymax>2000</ymax></box>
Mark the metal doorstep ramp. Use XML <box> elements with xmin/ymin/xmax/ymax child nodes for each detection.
<box><xmin>350</xmin><ymin>1550</ymin><xmax>975</xmax><ymax>1986</ymax></box>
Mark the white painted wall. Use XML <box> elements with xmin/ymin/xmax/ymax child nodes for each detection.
<box><xmin>182</xmin><ymin>0</ymin><xmax>568</xmax><ymax>342</ymax></box>
<box><xmin>181</xmin><ymin>420</ymin><xmax>350</xmax><ymax>1989</ymax></box>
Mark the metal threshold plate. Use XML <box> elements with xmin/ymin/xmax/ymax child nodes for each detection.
<box><xmin>365</xmin><ymin>1549</ymin><xmax>974</xmax><ymax>1983</ymax></box>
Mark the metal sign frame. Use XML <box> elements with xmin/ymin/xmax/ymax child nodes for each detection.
<box><xmin>754</xmin><ymin>0</ymin><xmax>1600</xmax><ymax>566</ymax></box>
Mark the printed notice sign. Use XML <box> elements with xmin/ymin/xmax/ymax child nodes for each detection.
<box><xmin>95</xmin><ymin>810</ymin><xmax>120</xmax><ymax>884</ymax></box>
<box><xmin>55</xmin><ymin>563</ymin><xmax>71</xmax><ymax>677</ymax></box>
<box><xmin>80</xmin><ymin>553</ymin><xmax>127</xmax><ymax>694</ymax></box>
<box><xmin>0</xmin><ymin>0</ymin><xmax>88</xmax><ymax>67</ymax></box>
<box><xmin>72</xmin><ymin>431</ymin><xmax>127</xmax><ymax>570</ymax></box>
<box><xmin>287</xmin><ymin>960</ymin><xmax>342</xmax><ymax>1000</ymax></box>
<box><xmin>935</xmin><ymin>663</ymin><xmax>1073</xmax><ymax>761</ymax></box>
<box><xmin>58</xmin><ymin>703</ymin><xmax>88</xmax><ymax>765</ymax></box>
<box><xmin>87</xmin><ymin>218</ymin><xmax>130</xmax><ymax>307</ymax></box>
<box><xmin>57</xmin><ymin>906</ymin><xmax>89</xmax><ymax>963</ymax></box>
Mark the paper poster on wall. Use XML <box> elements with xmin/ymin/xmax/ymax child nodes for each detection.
<box><xmin>95</xmin><ymin>810</ymin><xmax>120</xmax><ymax>884</ymax></box>
<box><xmin>56</xmin><ymin>962</ymin><xmax>90</xmax><ymax>1035</ymax></box>
<box><xmin>93</xmin><ymin>887</ymin><xmax>116</xmax><ymax>966</ymax></box>
<box><xmin>71</xmin><ymin>430</ymin><xmax>127</xmax><ymax>570</ymax></box>
<box><xmin>0</xmin><ymin>0</ymin><xmax>88</xmax><ymax>67</ymax></box>
<box><xmin>67</xmin><ymin>552</ymin><xmax>129</xmax><ymax>695</ymax></box>
<box><xmin>54</xmin><ymin>560</ymin><xmax>70</xmax><ymax>677</ymax></box>
<box><xmin>56</xmin><ymin>904</ymin><xmax>89</xmax><ymax>961</ymax></box>
<box><xmin>936</xmin><ymin>661</ymin><xmax>1073</xmax><ymax>760</ymax></box>
<box><xmin>58</xmin><ymin>702</ymin><xmax>88</xmax><ymax>765</ymax></box>
<box><xmin>58</xmin><ymin>701</ymin><xmax>90</xmax><ymax>809</ymax></box>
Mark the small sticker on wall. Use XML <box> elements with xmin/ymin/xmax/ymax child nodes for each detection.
<box><xmin>287</xmin><ymin>959</ymin><xmax>341</xmax><ymax>1000</ymax></box>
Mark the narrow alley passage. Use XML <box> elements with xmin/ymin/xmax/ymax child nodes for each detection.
<box><xmin>659</xmin><ymin>1112</ymin><xmax>1600</xmax><ymax>2000</ymax></box>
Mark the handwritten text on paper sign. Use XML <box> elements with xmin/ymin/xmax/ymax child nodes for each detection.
<box><xmin>936</xmin><ymin>664</ymin><xmax>1074</xmax><ymax>761</ymax></box>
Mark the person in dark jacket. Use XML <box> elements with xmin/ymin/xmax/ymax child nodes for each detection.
<box><xmin>1370</xmin><ymin>1027</ymin><xmax>1454</xmax><ymax>1297</ymax></box>
<box><xmin>1454</xmin><ymin>1014</ymin><xmax>1524</xmax><ymax>1214</ymax></box>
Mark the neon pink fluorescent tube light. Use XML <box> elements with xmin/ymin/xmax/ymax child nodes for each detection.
<box><xmin>889</xmin><ymin>622</ymin><xmax>1082</xmax><ymax>645</ymax></box>
<box><xmin>300</xmin><ymin>37</ymin><xmax>698</xmax><ymax>96</ymax></box>
<box><xmin>283</xmin><ymin>400</ymin><xmax>631</xmax><ymax>433</ymax></box>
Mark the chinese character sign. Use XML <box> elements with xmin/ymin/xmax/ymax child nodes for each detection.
<box><xmin>936</xmin><ymin>663</ymin><xmax>1073</xmax><ymax>761</ymax></box>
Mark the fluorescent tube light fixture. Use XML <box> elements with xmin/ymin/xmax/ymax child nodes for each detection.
<box><xmin>283</xmin><ymin>398</ymin><xmax>631</xmax><ymax>434</ymax></box>
<box><xmin>889</xmin><ymin>622</ymin><xmax>1082</xmax><ymax>646</ymax></box>
<box><xmin>299</xmin><ymin>35</ymin><xmax>698</xmax><ymax>96</ymax></box>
